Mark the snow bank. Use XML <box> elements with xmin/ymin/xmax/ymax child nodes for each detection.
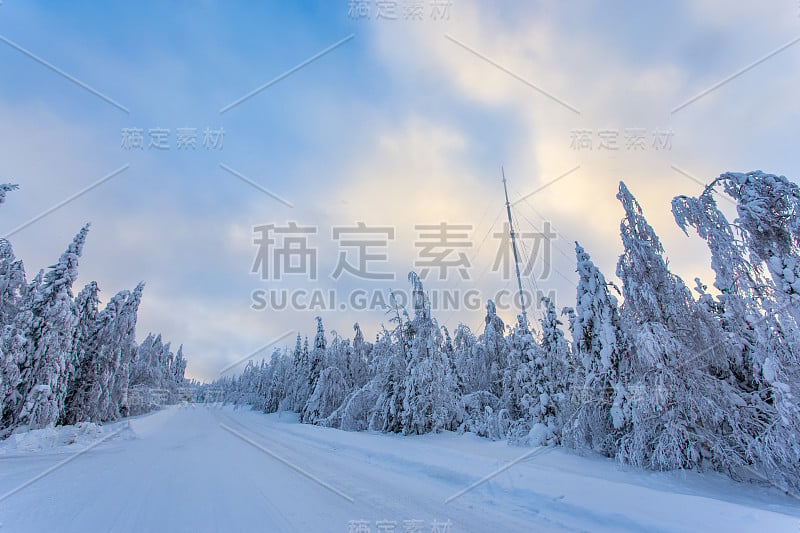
<box><xmin>0</xmin><ymin>420</ymin><xmax>132</xmax><ymax>455</ymax></box>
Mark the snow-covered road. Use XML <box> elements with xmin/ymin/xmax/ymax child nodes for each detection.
<box><xmin>1</xmin><ymin>405</ymin><xmax>798</xmax><ymax>532</ymax></box>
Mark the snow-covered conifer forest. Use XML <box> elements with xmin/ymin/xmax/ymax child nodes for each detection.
<box><xmin>0</xmin><ymin>184</ymin><xmax>190</xmax><ymax>437</ymax></box>
<box><xmin>206</xmin><ymin>170</ymin><xmax>800</xmax><ymax>494</ymax></box>
<box><xmin>3</xmin><ymin>169</ymin><xmax>799</xmax><ymax>531</ymax></box>
<box><xmin>4</xmin><ymin>2</ymin><xmax>800</xmax><ymax>529</ymax></box>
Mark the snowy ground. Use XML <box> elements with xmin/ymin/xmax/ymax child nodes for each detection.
<box><xmin>0</xmin><ymin>405</ymin><xmax>798</xmax><ymax>532</ymax></box>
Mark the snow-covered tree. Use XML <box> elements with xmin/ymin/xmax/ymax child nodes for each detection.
<box><xmin>462</xmin><ymin>301</ymin><xmax>507</xmax><ymax>397</ymax></box>
<box><xmin>264</xmin><ymin>350</ymin><xmax>290</xmax><ymax>413</ymax></box>
<box><xmin>347</xmin><ymin>323</ymin><xmax>371</xmax><ymax>390</ymax></box>
<box><xmin>501</xmin><ymin>314</ymin><xmax>535</xmax><ymax>426</ymax></box>
<box><xmin>1</xmin><ymin>269</ymin><xmax>41</xmax><ymax>432</ymax></box>
<box><xmin>672</xmin><ymin>191</ymin><xmax>764</xmax><ymax>387</ymax></box>
<box><xmin>712</xmin><ymin>171</ymin><xmax>800</xmax><ymax>326</ymax></box>
<box><xmin>301</xmin><ymin>317</ymin><xmax>327</xmax><ymax>423</ymax></box>
<box><xmin>109</xmin><ymin>282</ymin><xmax>144</xmax><ymax>419</ymax></box>
<box><xmin>172</xmin><ymin>345</ymin><xmax>187</xmax><ymax>386</ymax></box>
<box><xmin>522</xmin><ymin>296</ymin><xmax>571</xmax><ymax>445</ymax></box>
<box><xmin>451</xmin><ymin>323</ymin><xmax>476</xmax><ymax>395</ymax></box>
<box><xmin>673</xmin><ymin>173</ymin><xmax>800</xmax><ymax>492</ymax></box>
<box><xmin>614</xmin><ymin>182</ymin><xmax>755</xmax><ymax>478</ymax></box>
<box><xmin>66</xmin><ymin>283</ymin><xmax>144</xmax><ymax>423</ymax></box>
<box><xmin>563</xmin><ymin>242</ymin><xmax>631</xmax><ymax>453</ymax></box>
<box><xmin>70</xmin><ymin>289</ymin><xmax>124</xmax><ymax>423</ymax></box>
<box><xmin>399</xmin><ymin>272</ymin><xmax>460</xmax><ymax>434</ymax></box>
<box><xmin>304</xmin><ymin>366</ymin><xmax>348</xmax><ymax>425</ymax></box>
<box><xmin>0</xmin><ymin>196</ymin><xmax>26</xmax><ymax>431</ymax></box>
<box><xmin>283</xmin><ymin>334</ymin><xmax>309</xmax><ymax>412</ymax></box>
<box><xmin>17</xmin><ymin>225</ymin><xmax>88</xmax><ymax>429</ymax></box>
<box><xmin>62</xmin><ymin>281</ymin><xmax>100</xmax><ymax>425</ymax></box>
<box><xmin>367</xmin><ymin>326</ymin><xmax>406</xmax><ymax>433</ymax></box>
<box><xmin>0</xmin><ymin>240</ymin><xmax>27</xmax><ymax>326</ymax></box>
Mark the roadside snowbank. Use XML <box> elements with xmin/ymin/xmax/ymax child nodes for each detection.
<box><xmin>0</xmin><ymin>420</ymin><xmax>133</xmax><ymax>455</ymax></box>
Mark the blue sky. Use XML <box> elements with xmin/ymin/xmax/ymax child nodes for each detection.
<box><xmin>1</xmin><ymin>1</ymin><xmax>798</xmax><ymax>380</ymax></box>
